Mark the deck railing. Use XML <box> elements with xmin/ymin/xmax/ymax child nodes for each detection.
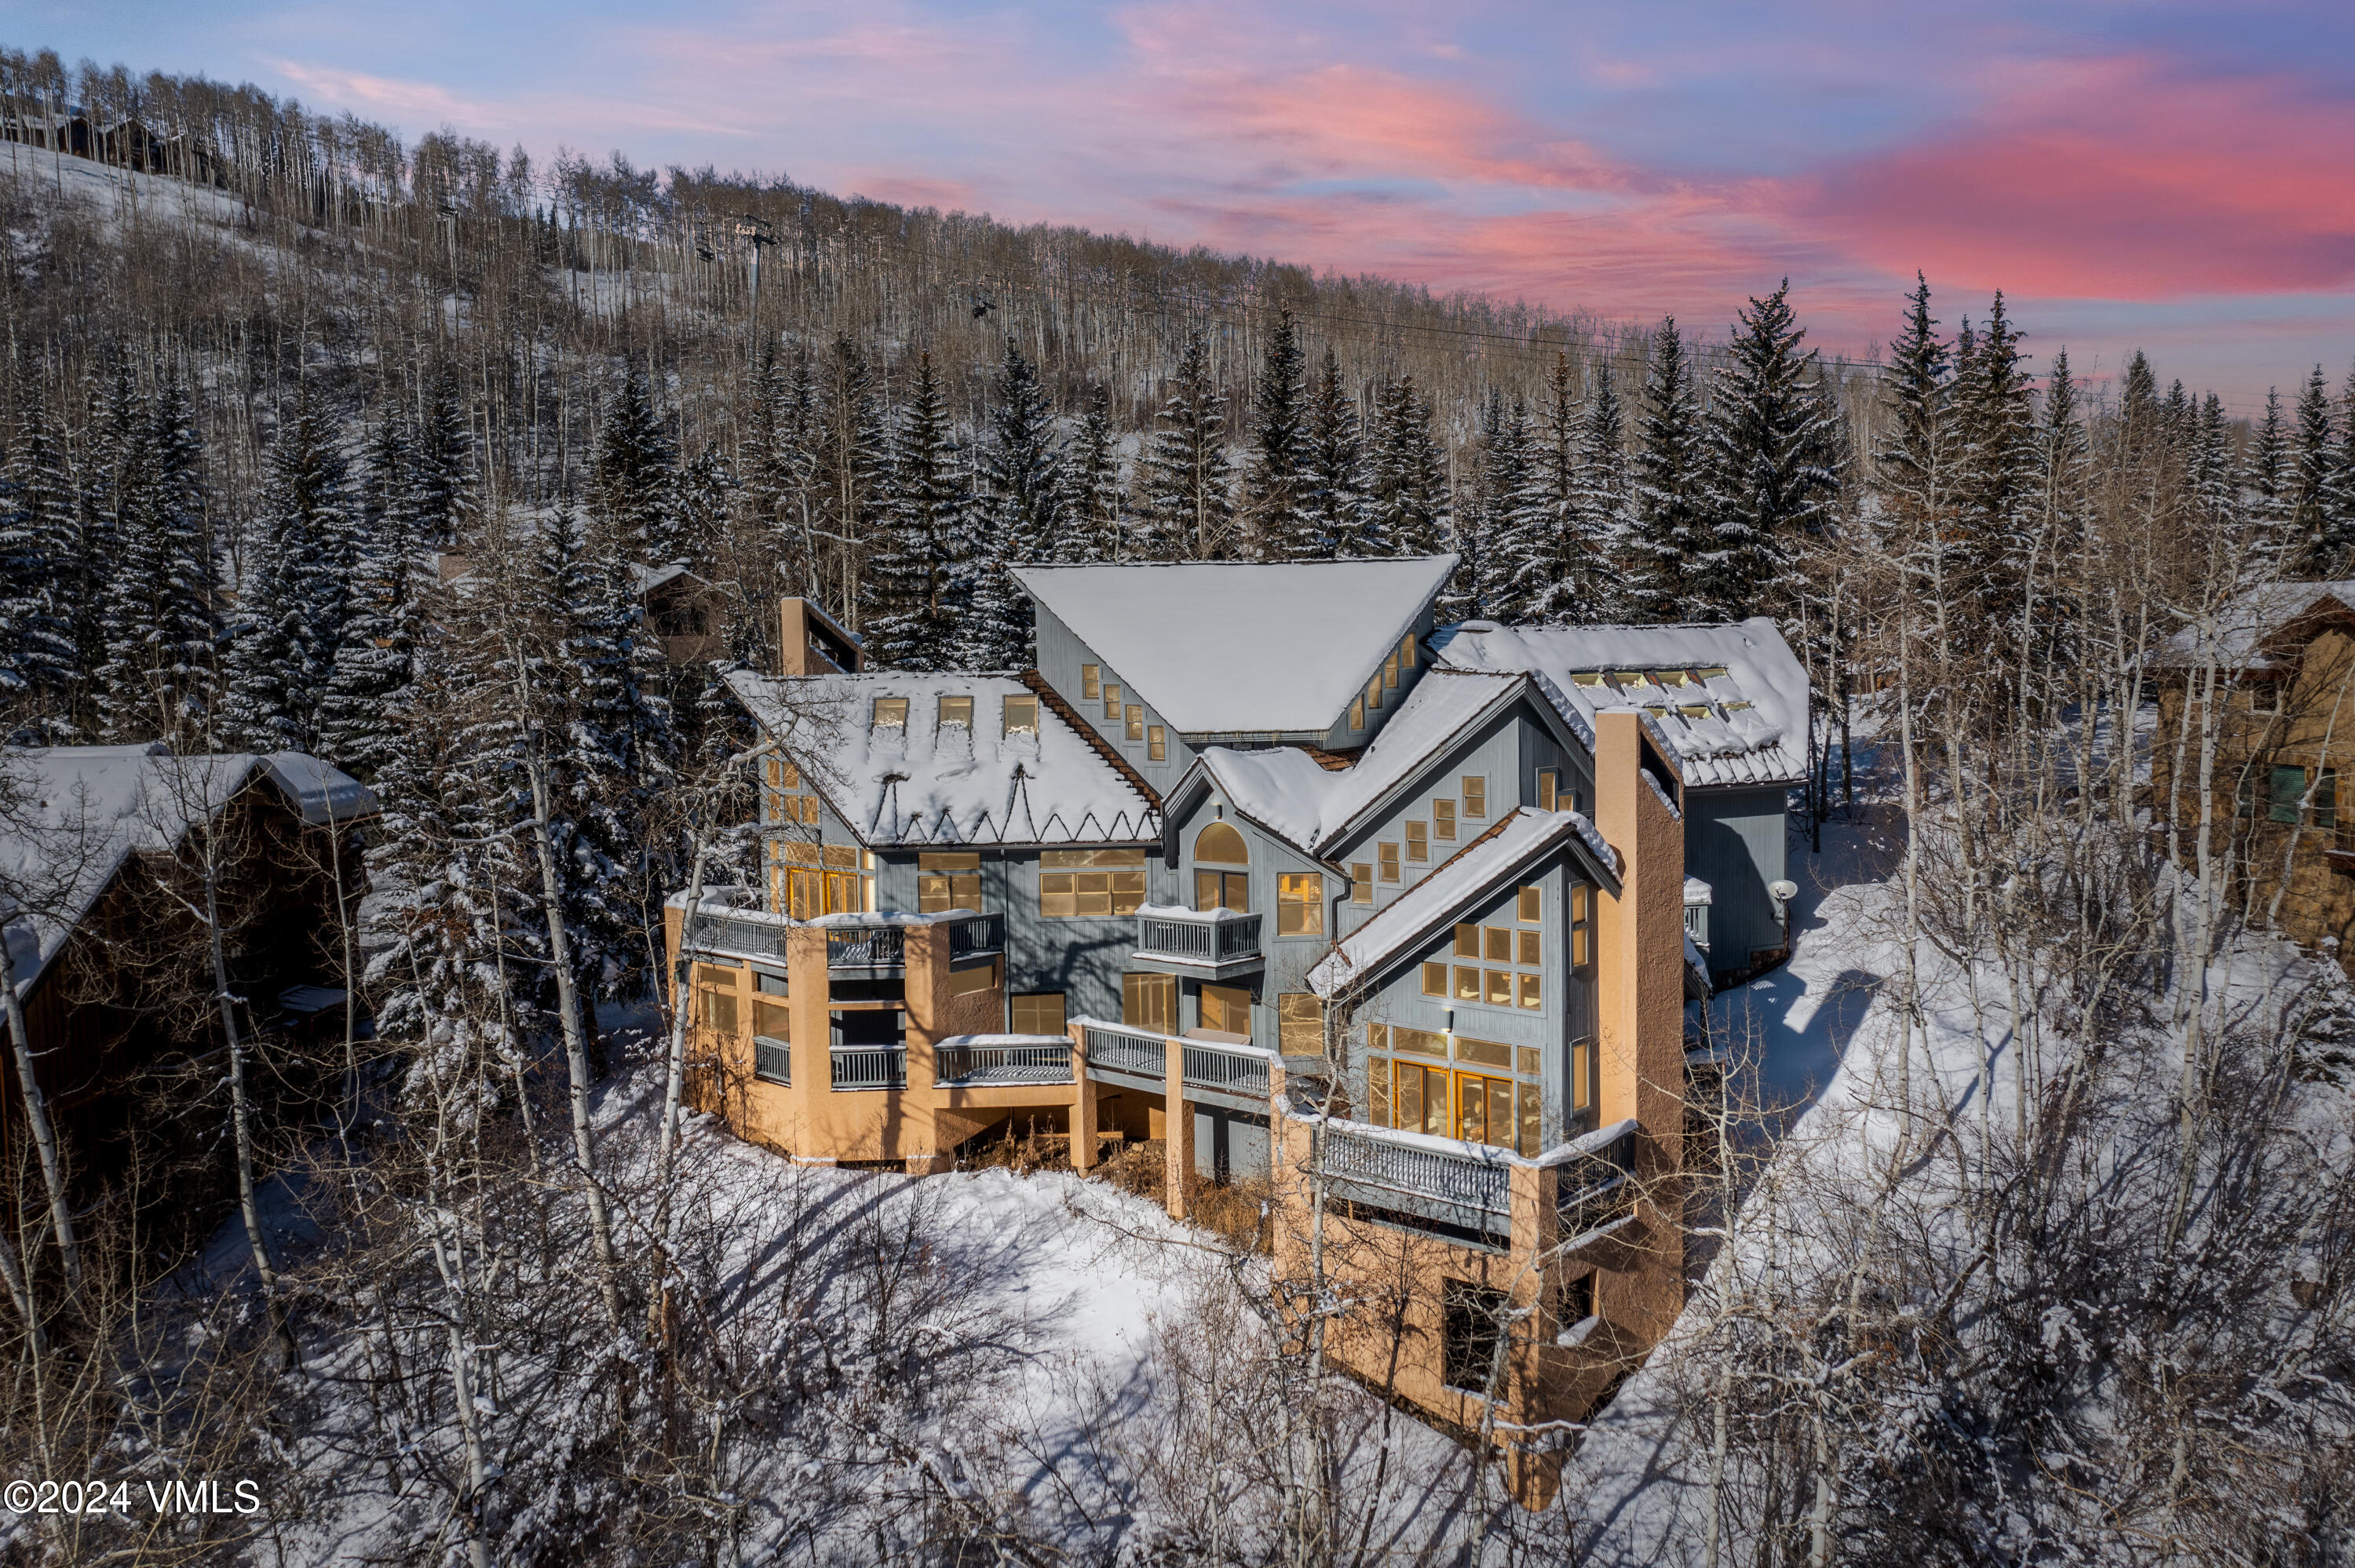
<box><xmin>947</xmin><ymin>911</ymin><xmax>1006</xmax><ymax>958</ymax></box>
<box><xmin>1181</xmin><ymin>1036</ymin><xmax>1271</xmax><ymax>1098</ymax></box>
<box><xmin>686</xmin><ymin>909</ymin><xmax>790</xmax><ymax>961</ymax></box>
<box><xmin>934</xmin><ymin>1040</ymin><xmax>1072</xmax><ymax>1087</ymax></box>
<box><xmin>1136</xmin><ymin>910</ymin><xmax>1262</xmax><ymax>965</ymax></box>
<box><xmin>1557</xmin><ymin>1122</ymin><xmax>1638</xmax><ymax>1239</ymax></box>
<box><xmin>824</xmin><ymin>926</ymin><xmax>907</xmax><ymax>968</ymax></box>
<box><xmin>829</xmin><ymin>1046</ymin><xmax>907</xmax><ymax>1091</ymax></box>
<box><xmin>753</xmin><ymin>1038</ymin><xmax>791</xmax><ymax>1085</ymax></box>
<box><xmin>1076</xmin><ymin>1020</ymin><xmax>1169</xmax><ymax>1079</ymax></box>
<box><xmin>1319</xmin><ymin>1123</ymin><xmax>1513</xmax><ymax>1239</ymax></box>
<box><xmin>1682</xmin><ymin>900</ymin><xmax>1708</xmax><ymax>949</ymax></box>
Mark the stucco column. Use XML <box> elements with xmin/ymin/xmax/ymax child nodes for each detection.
<box><xmin>1163</xmin><ymin>1034</ymin><xmax>1192</xmax><ymax>1221</ymax></box>
<box><xmin>900</xmin><ymin>923</ymin><xmax>949</xmax><ymax>1175</ymax></box>
<box><xmin>1068</xmin><ymin>1019</ymin><xmax>1097</xmax><ymax>1172</ymax></box>
<box><xmin>784</xmin><ymin>924</ymin><xmax>833</xmax><ymax>1161</ymax></box>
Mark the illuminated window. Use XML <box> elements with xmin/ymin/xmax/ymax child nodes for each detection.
<box><xmin>1199</xmin><ymin>983</ymin><xmax>1252</xmax><ymax>1037</ymax></box>
<box><xmin>698</xmin><ymin>983</ymin><xmax>739</xmax><ymax>1035</ymax></box>
<box><xmin>1484</xmin><ymin>926</ymin><xmax>1511</xmax><ymax>961</ymax></box>
<box><xmin>1010</xmin><ymin>993</ymin><xmax>1066</xmax><ymax>1034</ymax></box>
<box><xmin>1378</xmin><ymin>842</ymin><xmax>1400</xmax><ymax>881</ymax></box>
<box><xmin>1383</xmin><ymin>650</ymin><xmax>1400</xmax><ymax>693</ymax></box>
<box><xmin>1517</xmin><ymin>973</ymin><xmax>1541</xmax><ymax>1010</ymax></box>
<box><xmin>1366</xmin><ymin>672</ymin><xmax>1383</xmax><ymax>712</ymax></box>
<box><xmin>918</xmin><ymin>851</ymin><xmax>981</xmax><ymax>913</ymax></box>
<box><xmin>1537</xmin><ymin>769</ymin><xmax>1559</xmax><ymax>811</ymax></box>
<box><xmin>1147</xmin><ymin>725</ymin><xmax>1166</xmax><ymax>761</ymax></box>
<box><xmin>1405</xmin><ymin>821</ymin><xmax>1427</xmax><ymax>862</ymax></box>
<box><xmin>1277</xmin><ymin>873</ymin><xmax>1324</xmax><ymax>935</ymax></box>
<box><xmin>1352</xmin><ymin>863</ymin><xmax>1373</xmax><ymax>905</ymax></box>
<box><xmin>1571</xmin><ymin>1037</ymin><xmax>1595</xmax><ymax>1112</ymax></box>
<box><xmin>1572</xmin><ymin>883</ymin><xmax>1591</xmax><ymax>968</ymax></box>
<box><xmin>1123</xmin><ymin>972</ymin><xmax>1177</xmax><ymax>1032</ymax></box>
<box><xmin>938</xmin><ymin>695</ymin><xmax>973</xmax><ymax>727</ymax></box>
<box><xmin>1081</xmin><ymin>664</ymin><xmax>1100</xmax><ymax>701</ymax></box>
<box><xmin>1196</xmin><ymin>819</ymin><xmax>1251</xmax><ymax>911</ymax></box>
<box><xmin>1002</xmin><ymin>696</ymin><xmax>1039</xmax><ymax>735</ymax></box>
<box><xmin>1462</xmin><ymin>776</ymin><xmax>1485</xmax><ymax>818</ymax></box>
<box><xmin>1103</xmin><ymin>682</ymin><xmax>1122</xmax><ymax>720</ymax></box>
<box><xmin>1455</xmin><ymin>1035</ymin><xmax>1510</xmax><ymax>1069</ymax></box>
<box><xmin>1433</xmin><ymin>799</ymin><xmax>1456</xmax><ymax>841</ymax></box>
<box><xmin>1040</xmin><ymin>848</ymin><xmax>1148</xmax><ymax>917</ymax></box>
<box><xmin>1421</xmin><ymin>961</ymin><xmax>1446</xmax><ymax>996</ymax></box>
<box><xmin>1455</xmin><ymin>924</ymin><xmax>1479</xmax><ymax>958</ymax></box>
<box><xmin>1126</xmin><ymin>703</ymin><xmax>1144</xmax><ymax>742</ymax></box>
<box><xmin>1277</xmin><ymin>993</ymin><xmax>1323</xmax><ymax>1055</ymax></box>
<box><xmin>1484</xmin><ymin>970</ymin><xmax>1511</xmax><ymax>1005</ymax></box>
<box><xmin>1517</xmin><ymin>929</ymin><xmax>1541</xmax><ymax>965</ymax></box>
<box><xmin>1518</xmin><ymin>886</ymin><xmax>1542</xmax><ymax>923</ymax></box>
<box><xmin>1400</xmin><ymin>633</ymin><xmax>1417</xmax><ymax>669</ymax></box>
<box><xmin>872</xmin><ymin>696</ymin><xmax>908</xmax><ymax>728</ymax></box>
<box><xmin>1454</xmin><ymin>965</ymin><xmax>1480</xmax><ymax>1001</ymax></box>
<box><xmin>1350</xmin><ymin>696</ymin><xmax>1364</xmax><ymax>731</ymax></box>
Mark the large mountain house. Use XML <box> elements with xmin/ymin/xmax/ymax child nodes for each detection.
<box><xmin>668</xmin><ymin>557</ymin><xmax>1811</xmax><ymax>1500</ymax></box>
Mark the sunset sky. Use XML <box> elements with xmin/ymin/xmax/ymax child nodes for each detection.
<box><xmin>17</xmin><ymin>0</ymin><xmax>2354</xmax><ymax>410</ymax></box>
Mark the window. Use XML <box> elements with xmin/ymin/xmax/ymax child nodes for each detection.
<box><xmin>1041</xmin><ymin>848</ymin><xmax>1148</xmax><ymax>917</ymax></box>
<box><xmin>1278</xmin><ymin>993</ymin><xmax>1324</xmax><ymax>1055</ymax></box>
<box><xmin>1123</xmin><ymin>972</ymin><xmax>1176</xmax><ymax>1033</ymax></box>
<box><xmin>1350</xmin><ymin>696</ymin><xmax>1365</xmax><ymax>731</ymax></box>
<box><xmin>1148</xmin><ymin>725</ymin><xmax>1167</xmax><ymax>761</ymax></box>
<box><xmin>1368</xmin><ymin>1056</ymin><xmax>1393</xmax><ymax>1125</ymax></box>
<box><xmin>1277</xmin><ymin>873</ymin><xmax>1324</xmax><ymax>935</ymax></box>
<box><xmin>1081</xmin><ymin>664</ymin><xmax>1100</xmax><ymax>701</ymax></box>
<box><xmin>1572</xmin><ymin>883</ymin><xmax>1591</xmax><ymax>969</ymax></box>
<box><xmin>1484</xmin><ymin>926</ymin><xmax>1511</xmax><ymax>962</ymax></box>
<box><xmin>1484</xmin><ymin>970</ymin><xmax>1512</xmax><ymax>1005</ymax></box>
<box><xmin>918</xmin><ymin>851</ymin><xmax>982</xmax><ymax>913</ymax></box>
<box><xmin>698</xmin><ymin>984</ymin><xmax>739</xmax><ymax>1035</ymax></box>
<box><xmin>1517</xmin><ymin>974</ymin><xmax>1542</xmax><ymax>1010</ymax></box>
<box><xmin>1456</xmin><ymin>1073</ymin><xmax>1516</xmax><ymax>1150</ymax></box>
<box><xmin>1010</xmin><ymin>993</ymin><xmax>1066</xmax><ymax>1035</ymax></box>
<box><xmin>1518</xmin><ymin>1045</ymin><xmax>1542</xmax><ymax>1075</ymax></box>
<box><xmin>2273</xmin><ymin>764</ymin><xmax>2310</xmax><ymax>824</ymax></box>
<box><xmin>1352</xmin><ymin>863</ymin><xmax>1374</xmax><ymax>904</ymax></box>
<box><xmin>1104</xmin><ymin>682</ymin><xmax>1123</xmax><ymax>720</ymax></box>
<box><xmin>1434</xmin><ymin>799</ymin><xmax>1456</xmax><ymax>841</ymax></box>
<box><xmin>938</xmin><ymin>695</ymin><xmax>973</xmax><ymax>727</ymax></box>
<box><xmin>1455</xmin><ymin>1035</ymin><xmax>1511</xmax><ymax>1069</ymax></box>
<box><xmin>1389</xmin><ymin>1026</ymin><xmax>1448</xmax><ymax>1060</ymax></box>
<box><xmin>2321</xmin><ymin>768</ymin><xmax>2341</xmax><ymax>830</ymax></box>
<box><xmin>2252</xmin><ymin>684</ymin><xmax>2284</xmax><ymax>715</ymax></box>
<box><xmin>873</xmin><ymin>696</ymin><xmax>908</xmax><ymax>728</ymax></box>
<box><xmin>753</xmin><ymin>973</ymin><xmax>790</xmax><ymax>1042</ymax></box>
<box><xmin>1537</xmin><ymin>769</ymin><xmax>1560</xmax><ymax>812</ymax></box>
<box><xmin>1366</xmin><ymin>672</ymin><xmax>1384</xmax><ymax>712</ymax></box>
<box><xmin>947</xmin><ymin>961</ymin><xmax>997</xmax><ymax>998</ymax></box>
<box><xmin>1400</xmin><ymin>632</ymin><xmax>1418</xmax><ymax>670</ymax></box>
<box><xmin>1002</xmin><ymin>695</ymin><xmax>1039</xmax><ymax>736</ymax></box>
<box><xmin>1383</xmin><ymin>649</ymin><xmax>1400</xmax><ymax>693</ymax></box>
<box><xmin>1518</xmin><ymin>886</ymin><xmax>1541</xmax><ymax>923</ymax></box>
<box><xmin>1378</xmin><ymin>843</ymin><xmax>1400</xmax><ymax>882</ymax></box>
<box><xmin>1517</xmin><ymin>929</ymin><xmax>1541</xmax><ymax>965</ymax></box>
<box><xmin>1561</xmin><ymin>1270</ymin><xmax>1595</xmax><ymax>1326</ymax></box>
<box><xmin>1389</xmin><ymin>1059</ymin><xmax>1448</xmax><ymax>1137</ymax></box>
<box><xmin>1196</xmin><ymin>822</ymin><xmax>1250</xmax><ymax>910</ymax></box>
<box><xmin>1454</xmin><ymin>965</ymin><xmax>1480</xmax><ymax>1001</ymax></box>
<box><xmin>1571</xmin><ymin>1037</ymin><xmax>1595</xmax><ymax>1113</ymax></box>
<box><xmin>1422</xmin><ymin>961</ymin><xmax>1447</xmax><ymax>996</ymax></box>
<box><xmin>1406</xmin><ymin>821</ymin><xmax>1428</xmax><ymax>862</ymax></box>
<box><xmin>1462</xmin><ymin>776</ymin><xmax>1487</xmax><ymax>819</ymax></box>
<box><xmin>1126</xmin><ymin>703</ymin><xmax>1144</xmax><ymax>742</ymax></box>
<box><xmin>1455</xmin><ymin>924</ymin><xmax>1479</xmax><ymax>958</ymax></box>
<box><xmin>1199</xmin><ymin>983</ymin><xmax>1252</xmax><ymax>1037</ymax></box>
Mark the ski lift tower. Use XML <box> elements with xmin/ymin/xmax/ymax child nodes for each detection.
<box><xmin>736</xmin><ymin>214</ymin><xmax>776</xmax><ymax>363</ymax></box>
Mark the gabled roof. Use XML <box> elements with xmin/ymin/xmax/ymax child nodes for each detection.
<box><xmin>1178</xmin><ymin>667</ymin><xmax>1590</xmax><ymax>855</ymax></box>
<box><xmin>726</xmin><ymin>669</ymin><xmax>1160</xmax><ymax>848</ymax></box>
<box><xmin>1306</xmin><ymin>808</ymin><xmax>1619</xmax><ymax>997</ymax></box>
<box><xmin>1013</xmin><ymin>556</ymin><xmax>1458</xmax><ymax>735</ymax></box>
<box><xmin>2154</xmin><ymin>581</ymin><xmax>2355</xmax><ymax>673</ymax></box>
<box><xmin>2</xmin><ymin>746</ymin><xmax>376</xmax><ymax>997</ymax></box>
<box><xmin>1437</xmin><ymin>618</ymin><xmax>1807</xmax><ymax>789</ymax></box>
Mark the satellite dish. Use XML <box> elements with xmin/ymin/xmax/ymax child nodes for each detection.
<box><xmin>1769</xmin><ymin>879</ymin><xmax>1798</xmax><ymax>903</ymax></box>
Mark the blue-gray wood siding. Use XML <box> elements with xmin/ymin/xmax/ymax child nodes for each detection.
<box><xmin>1685</xmin><ymin>785</ymin><xmax>1791</xmax><ymax>975</ymax></box>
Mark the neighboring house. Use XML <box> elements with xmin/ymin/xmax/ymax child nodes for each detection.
<box><xmin>0</xmin><ymin>744</ymin><xmax>377</xmax><ymax>1188</ymax></box>
<box><xmin>2152</xmin><ymin>582</ymin><xmax>2355</xmax><ymax>975</ymax></box>
<box><xmin>670</xmin><ymin>557</ymin><xmax>1808</xmax><ymax>1501</ymax></box>
<box><xmin>432</xmin><ymin>552</ymin><xmax>747</xmax><ymax>668</ymax></box>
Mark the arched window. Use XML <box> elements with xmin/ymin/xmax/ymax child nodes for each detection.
<box><xmin>1194</xmin><ymin>821</ymin><xmax>1250</xmax><ymax>913</ymax></box>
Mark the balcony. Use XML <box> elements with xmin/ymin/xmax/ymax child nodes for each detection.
<box><xmin>1316</xmin><ymin>1121</ymin><xmax>1515</xmax><ymax>1245</ymax></box>
<box><xmin>676</xmin><ymin>894</ymin><xmax>1001</xmax><ymax>975</ymax></box>
<box><xmin>934</xmin><ymin>1036</ymin><xmax>1074</xmax><ymax>1088</ymax></box>
<box><xmin>1551</xmin><ymin>1119</ymin><xmax>1638</xmax><ymax>1242</ymax></box>
<box><xmin>830</xmin><ymin>1045</ymin><xmax>907</xmax><ymax>1091</ymax></box>
<box><xmin>1071</xmin><ymin>1019</ymin><xmax>1275</xmax><ymax>1111</ymax></box>
<box><xmin>1130</xmin><ymin>906</ymin><xmax>1265</xmax><ymax>979</ymax></box>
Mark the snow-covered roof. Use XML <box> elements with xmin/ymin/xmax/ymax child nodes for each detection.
<box><xmin>1307</xmin><ymin>808</ymin><xmax>1619</xmax><ymax>997</ymax></box>
<box><xmin>1435</xmin><ymin>618</ymin><xmax>1808</xmax><ymax>789</ymax></box>
<box><xmin>1013</xmin><ymin>556</ymin><xmax>1458</xmax><ymax>735</ymax></box>
<box><xmin>2155</xmin><ymin>581</ymin><xmax>2355</xmax><ymax>672</ymax></box>
<box><xmin>726</xmin><ymin>670</ymin><xmax>1160</xmax><ymax>847</ymax></box>
<box><xmin>2</xmin><ymin>745</ymin><xmax>376</xmax><ymax>997</ymax></box>
<box><xmin>1186</xmin><ymin>669</ymin><xmax>1582</xmax><ymax>854</ymax></box>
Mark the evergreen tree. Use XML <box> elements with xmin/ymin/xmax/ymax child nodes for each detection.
<box><xmin>2291</xmin><ymin>365</ymin><xmax>2336</xmax><ymax>571</ymax></box>
<box><xmin>2119</xmin><ymin>350</ymin><xmax>2167</xmax><ymax>470</ymax></box>
<box><xmin>590</xmin><ymin>368</ymin><xmax>680</xmax><ymax>563</ymax></box>
<box><xmin>1302</xmin><ymin>348</ymin><xmax>1368</xmax><ymax>556</ymax></box>
<box><xmin>94</xmin><ymin>384</ymin><xmax>218</xmax><ymax>740</ymax></box>
<box><xmin>1367</xmin><ymin>372</ymin><xmax>1447</xmax><ymax>558</ymax></box>
<box><xmin>222</xmin><ymin>384</ymin><xmax>352</xmax><ymax>750</ymax></box>
<box><xmin>2330</xmin><ymin>366</ymin><xmax>2355</xmax><ymax>564</ymax></box>
<box><xmin>1626</xmin><ymin>317</ymin><xmax>1709</xmax><ymax>622</ymax></box>
<box><xmin>863</xmin><ymin>350</ymin><xmax>967</xmax><ymax>670</ymax></box>
<box><xmin>2249</xmin><ymin>386</ymin><xmax>2289</xmax><ymax>535</ymax></box>
<box><xmin>745</xmin><ymin>348</ymin><xmax>820</xmax><ymax>596</ymax></box>
<box><xmin>1060</xmin><ymin>384</ymin><xmax>1125</xmax><ymax>563</ymax></box>
<box><xmin>411</xmin><ymin>366</ymin><xmax>476</xmax><ymax>547</ymax></box>
<box><xmin>1700</xmin><ymin>278</ymin><xmax>1838</xmax><ymax>621</ymax></box>
<box><xmin>318</xmin><ymin>412</ymin><xmax>423</xmax><ymax>775</ymax></box>
<box><xmin>676</xmin><ymin>447</ymin><xmax>735</xmax><ymax>576</ymax></box>
<box><xmin>1476</xmin><ymin>393</ymin><xmax>1542</xmax><ymax>622</ymax></box>
<box><xmin>816</xmin><ymin>334</ymin><xmax>889</xmax><ymax>601</ymax></box>
<box><xmin>1136</xmin><ymin>330</ymin><xmax>1234</xmax><ymax>560</ymax></box>
<box><xmin>0</xmin><ymin>394</ymin><xmax>83</xmax><ymax>735</ymax></box>
<box><xmin>1525</xmin><ymin>352</ymin><xmax>1581</xmax><ymax>618</ymax></box>
<box><xmin>1243</xmin><ymin>306</ymin><xmax>1311</xmax><ymax>559</ymax></box>
<box><xmin>1952</xmin><ymin>291</ymin><xmax>2038</xmax><ymax>616</ymax></box>
<box><xmin>960</xmin><ymin>338</ymin><xmax>1058</xmax><ymax>669</ymax></box>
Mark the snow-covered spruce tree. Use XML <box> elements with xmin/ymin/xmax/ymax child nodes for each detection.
<box><xmin>0</xmin><ymin>392</ymin><xmax>84</xmax><ymax>738</ymax></box>
<box><xmin>221</xmin><ymin>384</ymin><xmax>352</xmax><ymax>752</ymax></box>
<box><xmin>1698</xmin><ymin>277</ymin><xmax>1838</xmax><ymax>622</ymax></box>
<box><xmin>2290</xmin><ymin>365</ymin><xmax>2338</xmax><ymax>574</ymax></box>
<box><xmin>676</xmin><ymin>448</ymin><xmax>735</xmax><ymax>580</ymax></box>
<box><xmin>1243</xmin><ymin>305</ymin><xmax>1311</xmax><ymax>560</ymax></box>
<box><xmin>1302</xmin><ymin>346</ymin><xmax>1370</xmax><ymax>557</ymax></box>
<box><xmin>1367</xmin><ymin>371</ymin><xmax>1448</xmax><ymax>559</ymax></box>
<box><xmin>816</xmin><ymin>334</ymin><xmax>891</xmax><ymax>617</ymax></box>
<box><xmin>1524</xmin><ymin>352</ymin><xmax>1581</xmax><ymax>619</ymax></box>
<box><xmin>94</xmin><ymin>382</ymin><xmax>218</xmax><ymax>742</ymax></box>
<box><xmin>1135</xmin><ymin>329</ymin><xmax>1234</xmax><ymax>561</ymax></box>
<box><xmin>411</xmin><ymin>365</ymin><xmax>477</xmax><ymax>548</ymax></box>
<box><xmin>2329</xmin><ymin>365</ymin><xmax>2355</xmax><ymax>566</ymax></box>
<box><xmin>960</xmin><ymin>337</ymin><xmax>1058</xmax><ymax>670</ymax></box>
<box><xmin>1566</xmin><ymin>359</ymin><xmax>1631</xmax><ymax>621</ymax></box>
<box><xmin>743</xmin><ymin>347</ymin><xmax>821</xmax><ymax>600</ymax></box>
<box><xmin>318</xmin><ymin>413</ymin><xmax>425</xmax><ymax>777</ymax></box>
<box><xmin>862</xmin><ymin>348</ymin><xmax>967</xmax><ymax>670</ymax></box>
<box><xmin>71</xmin><ymin>366</ymin><xmax>148</xmax><ymax>725</ymax></box>
<box><xmin>1060</xmin><ymin>383</ymin><xmax>1125</xmax><ymax>563</ymax></box>
<box><xmin>590</xmin><ymin>367</ymin><xmax>680</xmax><ymax>565</ymax></box>
<box><xmin>1625</xmin><ymin>315</ymin><xmax>1708</xmax><ymax>623</ymax></box>
<box><xmin>1477</xmin><ymin>392</ymin><xmax>1542</xmax><ymax>623</ymax></box>
<box><xmin>2247</xmin><ymin>384</ymin><xmax>2290</xmax><ymax>542</ymax></box>
<box><xmin>1949</xmin><ymin>291</ymin><xmax>2039</xmax><ymax>626</ymax></box>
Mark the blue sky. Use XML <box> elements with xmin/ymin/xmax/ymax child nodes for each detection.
<box><xmin>10</xmin><ymin>0</ymin><xmax>2353</xmax><ymax>409</ymax></box>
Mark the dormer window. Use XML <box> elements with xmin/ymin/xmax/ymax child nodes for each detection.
<box><xmin>938</xmin><ymin>695</ymin><xmax>973</xmax><ymax>727</ymax></box>
<box><xmin>1002</xmin><ymin>695</ymin><xmax>1039</xmax><ymax>735</ymax></box>
<box><xmin>1365</xmin><ymin>672</ymin><xmax>1383</xmax><ymax>713</ymax></box>
<box><xmin>872</xmin><ymin>697</ymin><xmax>908</xmax><ymax>728</ymax></box>
<box><xmin>1400</xmin><ymin>633</ymin><xmax>1417</xmax><ymax>669</ymax></box>
<box><xmin>1350</xmin><ymin>696</ymin><xmax>1365</xmax><ymax>731</ymax></box>
<box><xmin>1570</xmin><ymin>671</ymin><xmax>1605</xmax><ymax>687</ymax></box>
<box><xmin>1383</xmin><ymin>649</ymin><xmax>1400</xmax><ymax>693</ymax></box>
<box><xmin>1696</xmin><ymin>666</ymin><xmax>1728</xmax><ymax>680</ymax></box>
